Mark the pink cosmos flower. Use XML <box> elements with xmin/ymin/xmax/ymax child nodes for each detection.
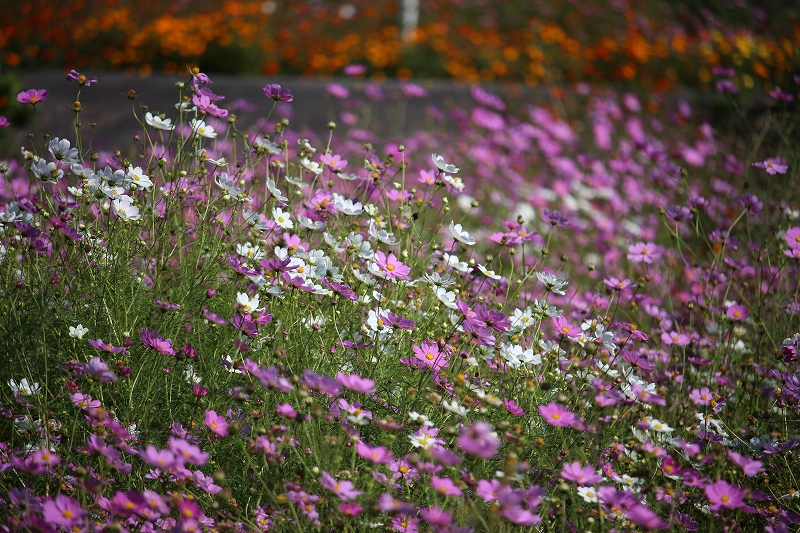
<box><xmin>336</xmin><ymin>372</ymin><xmax>376</xmax><ymax>394</ymax></box>
<box><xmin>503</xmin><ymin>397</ymin><xmax>525</xmax><ymax>416</ymax></box>
<box><xmin>661</xmin><ymin>331</ymin><xmax>690</xmax><ymax>346</ymax></box>
<box><xmin>321</xmin><ymin>153</ymin><xmax>348</xmax><ymax>171</ymax></box>
<box><xmin>785</xmin><ymin>227</ymin><xmax>800</xmax><ymax>250</ymax></box>
<box><xmin>726</xmin><ymin>304</ymin><xmax>748</xmax><ymax>321</ymax></box>
<box><xmin>477</xmin><ymin>479</ymin><xmax>501</xmax><ymax>501</ymax></box>
<box><xmin>727</xmin><ymin>450</ymin><xmax>764</xmax><ymax>477</ymax></box>
<box><xmin>141</xmin><ymin>444</ymin><xmax>177</xmax><ymax>470</ymax></box>
<box><xmin>430</xmin><ymin>475</ymin><xmax>463</xmax><ymax>496</ymax></box>
<box><xmin>627</xmin><ymin>242</ymin><xmax>663</xmax><ymax>264</ymax></box>
<box><xmin>704</xmin><ymin>479</ymin><xmax>746</xmax><ymax>510</ymax></box>
<box><xmin>356</xmin><ymin>440</ymin><xmax>393</xmax><ymax>463</ymax></box>
<box><xmin>752</xmin><ymin>158</ymin><xmax>788</xmax><ymax>175</ymax></box>
<box><xmin>689</xmin><ymin>387</ymin><xmax>713</xmax><ymax>406</ymax></box>
<box><xmin>168</xmin><ymin>437</ymin><xmax>209</xmax><ymax>465</ymax></box>
<box><xmin>420</xmin><ymin>506</ymin><xmax>452</xmax><ymax>526</ymax></box>
<box><xmin>17</xmin><ymin>89</ymin><xmax>48</xmax><ymax>105</ymax></box>
<box><xmin>204</xmin><ymin>410</ymin><xmax>229</xmax><ymax>437</ymax></box>
<box><xmin>391</xmin><ymin>514</ymin><xmax>420</xmax><ymax>532</ymax></box>
<box><xmin>338</xmin><ymin>502</ymin><xmax>364</xmax><ymax>516</ymax></box>
<box><xmin>320</xmin><ymin>471</ymin><xmax>363</xmax><ymax>501</ymax></box>
<box><xmin>0</xmin><ymin>116</ymin><xmax>8</xmax><ymax>127</ymax></box>
<box><xmin>553</xmin><ymin>316</ymin><xmax>581</xmax><ymax>338</ymax></box>
<box><xmin>457</xmin><ymin>421</ymin><xmax>501</xmax><ymax>458</ymax></box>
<box><xmin>373</xmin><ymin>251</ymin><xmax>412</xmax><ymax>280</ymax></box>
<box><xmin>560</xmin><ymin>461</ymin><xmax>603</xmax><ymax>485</ymax></box>
<box><xmin>539</xmin><ymin>402</ymin><xmax>577</xmax><ymax>428</ymax></box>
<box><xmin>412</xmin><ymin>341</ymin><xmax>448</xmax><ymax>371</ymax></box>
<box><xmin>276</xmin><ymin>403</ymin><xmax>298</xmax><ymax>419</ymax></box>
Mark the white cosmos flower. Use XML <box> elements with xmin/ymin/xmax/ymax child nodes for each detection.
<box><xmin>301</xmin><ymin>157</ymin><xmax>323</xmax><ymax>175</ymax></box>
<box><xmin>266</xmin><ymin>178</ymin><xmax>288</xmax><ymax>202</ymax></box>
<box><xmin>431</xmin><ymin>153</ymin><xmax>459</xmax><ymax>174</ymax></box>
<box><xmin>127</xmin><ymin>166</ymin><xmax>153</xmax><ymax>190</ymax></box>
<box><xmin>112</xmin><ymin>195</ymin><xmax>141</xmax><ymax>221</ymax></box>
<box><xmin>298</xmin><ymin>214</ymin><xmax>325</xmax><ymax>231</ymax></box>
<box><xmin>477</xmin><ymin>264</ymin><xmax>502</xmax><ymax>280</ymax></box>
<box><xmin>190</xmin><ymin>119</ymin><xmax>217</xmax><ymax>139</ymax></box>
<box><xmin>236</xmin><ymin>242</ymin><xmax>265</xmax><ymax>261</ymax></box>
<box><xmin>145</xmin><ymin>112</ymin><xmax>175</xmax><ymax>131</ymax></box>
<box><xmin>236</xmin><ymin>292</ymin><xmax>262</xmax><ymax>314</ymax></box>
<box><xmin>334</xmin><ymin>195</ymin><xmax>363</xmax><ymax>216</ymax></box>
<box><xmin>449</xmin><ymin>221</ymin><xmax>476</xmax><ymax>245</ymax></box>
<box><xmin>9</xmin><ymin>378</ymin><xmax>41</xmax><ymax>396</ymax></box>
<box><xmin>434</xmin><ymin>286</ymin><xmax>458</xmax><ymax>309</ymax></box>
<box><xmin>442</xmin><ymin>399</ymin><xmax>469</xmax><ymax>417</ymax></box>
<box><xmin>69</xmin><ymin>324</ymin><xmax>89</xmax><ymax>339</ymax></box>
<box><xmin>272</xmin><ymin>207</ymin><xmax>293</xmax><ymax>229</ymax></box>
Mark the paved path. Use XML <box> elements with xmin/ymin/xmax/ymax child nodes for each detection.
<box><xmin>11</xmin><ymin>70</ymin><xmax>543</xmax><ymax>153</ymax></box>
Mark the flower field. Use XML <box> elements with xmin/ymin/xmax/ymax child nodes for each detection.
<box><xmin>1</xmin><ymin>56</ymin><xmax>800</xmax><ymax>532</ymax></box>
<box><xmin>1</xmin><ymin>0</ymin><xmax>799</xmax><ymax>89</ymax></box>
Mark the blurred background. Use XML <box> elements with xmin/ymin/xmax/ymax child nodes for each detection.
<box><xmin>0</xmin><ymin>0</ymin><xmax>797</xmax><ymax>86</ymax></box>
<box><xmin>0</xmin><ymin>0</ymin><xmax>798</xmax><ymax>150</ymax></box>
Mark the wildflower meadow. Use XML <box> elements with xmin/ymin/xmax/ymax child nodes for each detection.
<box><xmin>0</xmin><ymin>64</ymin><xmax>799</xmax><ymax>533</ymax></box>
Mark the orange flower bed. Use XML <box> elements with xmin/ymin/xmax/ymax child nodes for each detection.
<box><xmin>1</xmin><ymin>0</ymin><xmax>798</xmax><ymax>89</ymax></box>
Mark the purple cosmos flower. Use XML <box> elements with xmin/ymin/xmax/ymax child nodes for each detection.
<box><xmin>17</xmin><ymin>89</ymin><xmax>48</xmax><ymax>105</ymax></box>
<box><xmin>740</xmin><ymin>192</ymin><xmax>763</xmax><ymax>215</ymax></box>
<box><xmin>83</xmin><ymin>356</ymin><xmax>118</xmax><ymax>383</ymax></box>
<box><xmin>301</xmin><ymin>369</ymin><xmax>340</xmax><ymax>396</ymax></box>
<box><xmin>560</xmin><ymin>461</ymin><xmax>603</xmax><ymax>485</ymax></box>
<box><xmin>42</xmin><ymin>494</ymin><xmax>86</xmax><ymax>527</ymax></box>
<box><xmin>0</xmin><ymin>116</ymin><xmax>9</xmax><ymax>128</ymax></box>
<box><xmin>456</xmin><ymin>421</ymin><xmax>501</xmax><ymax>458</ymax></box>
<box><xmin>66</xmin><ymin>69</ymin><xmax>98</xmax><ymax>86</ymax></box>
<box><xmin>380</xmin><ymin>310</ymin><xmax>416</xmax><ymax>330</ymax></box>
<box><xmin>168</xmin><ymin>437</ymin><xmax>209</xmax><ymax>465</ymax></box>
<box><xmin>276</xmin><ymin>403</ymin><xmax>298</xmax><ymax>419</ymax></box>
<box><xmin>322</xmin><ymin>278</ymin><xmax>358</xmax><ymax>301</ymax></box>
<box><xmin>88</xmin><ymin>338</ymin><xmax>128</xmax><ymax>354</ymax></box>
<box><xmin>263</xmin><ymin>83</ymin><xmax>293</xmax><ymax>102</ymax></box>
<box><xmin>140</xmin><ymin>328</ymin><xmax>176</xmax><ymax>356</ymax></box>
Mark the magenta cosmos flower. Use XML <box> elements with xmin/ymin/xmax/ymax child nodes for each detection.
<box><xmin>42</xmin><ymin>494</ymin><xmax>86</xmax><ymax>527</ymax></box>
<box><xmin>373</xmin><ymin>251</ymin><xmax>412</xmax><ymax>280</ymax></box>
<box><xmin>17</xmin><ymin>89</ymin><xmax>48</xmax><ymax>105</ymax></box>
<box><xmin>627</xmin><ymin>242</ymin><xmax>663</xmax><ymax>264</ymax></box>
<box><xmin>140</xmin><ymin>328</ymin><xmax>176</xmax><ymax>356</ymax></box>
<box><xmin>0</xmin><ymin>116</ymin><xmax>8</xmax><ymax>127</ymax></box>
<box><xmin>539</xmin><ymin>402</ymin><xmax>577</xmax><ymax>428</ymax></box>
<box><xmin>263</xmin><ymin>83</ymin><xmax>293</xmax><ymax>102</ymax></box>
